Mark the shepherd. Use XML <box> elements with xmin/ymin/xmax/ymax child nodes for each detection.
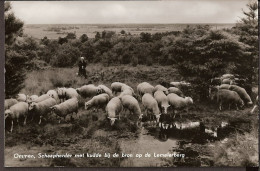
<box><xmin>78</xmin><ymin>57</ymin><xmax>87</xmax><ymax>78</ymax></box>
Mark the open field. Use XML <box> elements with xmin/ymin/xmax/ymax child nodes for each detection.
<box><xmin>5</xmin><ymin>64</ymin><xmax>258</xmax><ymax>167</ymax></box>
<box><xmin>24</xmin><ymin>23</ymin><xmax>235</xmax><ymax>39</ymax></box>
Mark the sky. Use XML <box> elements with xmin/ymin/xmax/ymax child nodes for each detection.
<box><xmin>10</xmin><ymin>0</ymin><xmax>250</xmax><ymax>24</ymax></box>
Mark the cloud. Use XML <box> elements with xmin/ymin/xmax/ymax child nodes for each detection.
<box><xmin>10</xmin><ymin>0</ymin><xmax>249</xmax><ymax>24</ymax></box>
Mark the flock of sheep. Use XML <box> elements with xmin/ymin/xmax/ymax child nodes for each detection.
<box><xmin>209</xmin><ymin>74</ymin><xmax>258</xmax><ymax>111</ymax></box>
<box><xmin>4</xmin><ymin>73</ymin><xmax>258</xmax><ymax>133</ymax></box>
<box><xmin>4</xmin><ymin>81</ymin><xmax>193</xmax><ymax>132</ymax></box>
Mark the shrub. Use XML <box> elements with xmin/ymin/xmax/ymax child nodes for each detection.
<box><xmin>50</xmin><ymin>44</ymin><xmax>80</xmax><ymax>67</ymax></box>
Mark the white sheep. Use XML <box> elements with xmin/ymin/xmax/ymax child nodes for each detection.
<box><xmin>50</xmin><ymin>98</ymin><xmax>79</xmax><ymax>123</ymax></box>
<box><xmin>33</xmin><ymin>94</ymin><xmax>51</xmax><ymax>103</ymax></box>
<box><xmin>215</xmin><ymin>89</ymin><xmax>244</xmax><ymax>111</ymax></box>
<box><xmin>65</xmin><ymin>88</ymin><xmax>79</xmax><ymax>99</ymax></box>
<box><xmin>5</xmin><ymin>102</ymin><xmax>29</xmax><ymax>133</ymax></box>
<box><xmin>219</xmin><ymin>84</ymin><xmax>253</xmax><ymax>105</ymax></box>
<box><xmin>85</xmin><ymin>93</ymin><xmax>110</xmax><ymax>112</ymax></box>
<box><xmin>119</xmin><ymin>85</ymin><xmax>136</xmax><ymax>98</ymax></box>
<box><xmin>111</xmin><ymin>82</ymin><xmax>126</xmax><ymax>95</ymax></box>
<box><xmin>47</xmin><ymin>90</ymin><xmax>60</xmax><ymax>103</ymax></box>
<box><xmin>118</xmin><ymin>88</ymin><xmax>134</xmax><ymax>98</ymax></box>
<box><xmin>154</xmin><ymin>90</ymin><xmax>170</xmax><ymax>114</ymax></box>
<box><xmin>154</xmin><ymin>85</ymin><xmax>169</xmax><ymax>95</ymax></box>
<box><xmin>121</xmin><ymin>84</ymin><xmax>134</xmax><ymax>93</ymax></box>
<box><xmin>119</xmin><ymin>95</ymin><xmax>143</xmax><ymax>120</ymax></box>
<box><xmin>29</xmin><ymin>98</ymin><xmax>57</xmax><ymax>124</ymax></box>
<box><xmin>221</xmin><ymin>74</ymin><xmax>235</xmax><ymax>80</ymax></box>
<box><xmin>170</xmin><ymin>81</ymin><xmax>191</xmax><ymax>88</ymax></box>
<box><xmin>137</xmin><ymin>82</ymin><xmax>155</xmax><ymax>100</ymax></box>
<box><xmin>167</xmin><ymin>93</ymin><xmax>193</xmax><ymax>118</ymax></box>
<box><xmin>16</xmin><ymin>93</ymin><xmax>27</xmax><ymax>102</ymax></box>
<box><xmin>4</xmin><ymin>99</ymin><xmax>18</xmax><ymax>110</ymax></box>
<box><xmin>98</xmin><ymin>85</ymin><xmax>113</xmax><ymax>99</ymax></box>
<box><xmin>142</xmin><ymin>93</ymin><xmax>161</xmax><ymax>123</ymax></box>
<box><xmin>168</xmin><ymin>87</ymin><xmax>184</xmax><ymax>97</ymax></box>
<box><xmin>27</xmin><ymin>95</ymin><xmax>39</xmax><ymax>102</ymax></box>
<box><xmin>106</xmin><ymin>97</ymin><xmax>123</xmax><ymax>126</ymax></box>
<box><xmin>76</xmin><ymin>84</ymin><xmax>103</xmax><ymax>98</ymax></box>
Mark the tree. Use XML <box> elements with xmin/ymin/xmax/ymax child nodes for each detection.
<box><xmin>58</xmin><ymin>37</ymin><xmax>68</xmax><ymax>45</ymax></box>
<box><xmin>40</xmin><ymin>36</ymin><xmax>50</xmax><ymax>46</ymax></box>
<box><xmin>66</xmin><ymin>32</ymin><xmax>76</xmax><ymax>39</ymax></box>
<box><xmin>232</xmin><ymin>0</ymin><xmax>258</xmax><ymax>95</ymax></box>
<box><xmin>140</xmin><ymin>32</ymin><xmax>152</xmax><ymax>42</ymax></box>
<box><xmin>161</xmin><ymin>25</ymin><xmax>246</xmax><ymax>100</ymax></box>
<box><xmin>79</xmin><ymin>41</ymin><xmax>95</xmax><ymax>62</ymax></box>
<box><xmin>50</xmin><ymin>44</ymin><xmax>80</xmax><ymax>67</ymax></box>
<box><xmin>5</xmin><ymin>2</ymin><xmax>27</xmax><ymax>97</ymax></box>
<box><xmin>5</xmin><ymin>2</ymin><xmax>24</xmax><ymax>45</ymax></box>
<box><xmin>120</xmin><ymin>30</ymin><xmax>126</xmax><ymax>34</ymax></box>
<box><xmin>80</xmin><ymin>34</ymin><xmax>88</xmax><ymax>43</ymax></box>
<box><xmin>95</xmin><ymin>32</ymin><xmax>101</xmax><ymax>40</ymax></box>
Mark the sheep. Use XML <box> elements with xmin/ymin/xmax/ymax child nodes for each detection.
<box><xmin>119</xmin><ymin>85</ymin><xmax>136</xmax><ymax>98</ymax></box>
<box><xmin>119</xmin><ymin>95</ymin><xmax>143</xmax><ymax>120</ymax></box>
<box><xmin>121</xmin><ymin>84</ymin><xmax>134</xmax><ymax>92</ymax></box>
<box><xmin>142</xmin><ymin>93</ymin><xmax>161</xmax><ymax>123</ymax></box>
<box><xmin>137</xmin><ymin>82</ymin><xmax>155</xmax><ymax>100</ymax></box>
<box><xmin>106</xmin><ymin>97</ymin><xmax>123</xmax><ymax>126</ymax></box>
<box><xmin>47</xmin><ymin>90</ymin><xmax>60</xmax><ymax>103</ymax></box>
<box><xmin>167</xmin><ymin>93</ymin><xmax>193</xmax><ymax>118</ymax></box>
<box><xmin>16</xmin><ymin>93</ymin><xmax>27</xmax><ymax>102</ymax></box>
<box><xmin>4</xmin><ymin>102</ymin><xmax>29</xmax><ymax>133</ymax></box>
<box><xmin>118</xmin><ymin>88</ymin><xmax>134</xmax><ymax>98</ymax></box>
<box><xmin>170</xmin><ymin>81</ymin><xmax>191</xmax><ymax>88</ymax></box>
<box><xmin>210</xmin><ymin>77</ymin><xmax>221</xmax><ymax>86</ymax></box>
<box><xmin>154</xmin><ymin>85</ymin><xmax>169</xmax><ymax>95</ymax></box>
<box><xmin>159</xmin><ymin>80</ymin><xmax>172</xmax><ymax>88</ymax></box>
<box><xmin>4</xmin><ymin>99</ymin><xmax>18</xmax><ymax>110</ymax></box>
<box><xmin>154</xmin><ymin>90</ymin><xmax>170</xmax><ymax>114</ymax></box>
<box><xmin>50</xmin><ymin>98</ymin><xmax>79</xmax><ymax>123</ymax></box>
<box><xmin>229</xmin><ymin>85</ymin><xmax>253</xmax><ymax>105</ymax></box>
<box><xmin>65</xmin><ymin>88</ymin><xmax>79</xmax><ymax>99</ymax></box>
<box><xmin>219</xmin><ymin>84</ymin><xmax>253</xmax><ymax>105</ymax></box>
<box><xmin>57</xmin><ymin>87</ymin><xmax>67</xmax><ymax>102</ymax></box>
<box><xmin>168</xmin><ymin>87</ymin><xmax>184</xmax><ymax>97</ymax></box>
<box><xmin>221</xmin><ymin>74</ymin><xmax>235</xmax><ymax>80</ymax></box>
<box><xmin>250</xmin><ymin>96</ymin><xmax>258</xmax><ymax>114</ymax></box>
<box><xmin>76</xmin><ymin>84</ymin><xmax>104</xmax><ymax>98</ymax></box>
<box><xmin>32</xmin><ymin>94</ymin><xmax>51</xmax><ymax>103</ymax></box>
<box><xmin>85</xmin><ymin>93</ymin><xmax>110</xmax><ymax>112</ymax></box>
<box><xmin>111</xmin><ymin>82</ymin><xmax>126</xmax><ymax>95</ymax></box>
<box><xmin>98</xmin><ymin>85</ymin><xmax>113</xmax><ymax>99</ymax></box>
<box><xmin>221</xmin><ymin>78</ymin><xmax>234</xmax><ymax>85</ymax></box>
<box><xmin>215</xmin><ymin>89</ymin><xmax>244</xmax><ymax>111</ymax></box>
<box><xmin>170</xmin><ymin>81</ymin><xmax>191</xmax><ymax>95</ymax></box>
<box><xmin>29</xmin><ymin>98</ymin><xmax>57</xmax><ymax>124</ymax></box>
<box><xmin>27</xmin><ymin>95</ymin><xmax>39</xmax><ymax>102</ymax></box>
<box><xmin>219</xmin><ymin>84</ymin><xmax>231</xmax><ymax>90</ymax></box>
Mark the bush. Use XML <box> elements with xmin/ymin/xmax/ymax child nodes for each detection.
<box><xmin>50</xmin><ymin>44</ymin><xmax>80</xmax><ymax>67</ymax></box>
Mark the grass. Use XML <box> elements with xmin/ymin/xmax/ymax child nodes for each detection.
<box><xmin>21</xmin><ymin>64</ymin><xmax>181</xmax><ymax>96</ymax></box>
<box><xmin>213</xmin><ymin>123</ymin><xmax>258</xmax><ymax>167</ymax></box>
